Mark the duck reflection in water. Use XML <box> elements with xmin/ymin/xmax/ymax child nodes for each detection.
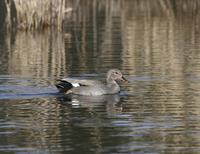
<box><xmin>55</xmin><ymin>69</ymin><xmax>128</xmax><ymax>114</ymax></box>
<box><xmin>58</xmin><ymin>93</ymin><xmax>120</xmax><ymax>108</ymax></box>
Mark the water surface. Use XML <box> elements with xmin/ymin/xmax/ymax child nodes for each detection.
<box><xmin>1</xmin><ymin>1</ymin><xmax>200</xmax><ymax>153</ymax></box>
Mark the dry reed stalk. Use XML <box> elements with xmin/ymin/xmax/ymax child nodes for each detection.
<box><xmin>13</xmin><ymin>0</ymin><xmax>69</xmax><ymax>30</ymax></box>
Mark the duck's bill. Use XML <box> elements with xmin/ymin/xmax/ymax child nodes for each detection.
<box><xmin>121</xmin><ymin>76</ymin><xmax>129</xmax><ymax>82</ymax></box>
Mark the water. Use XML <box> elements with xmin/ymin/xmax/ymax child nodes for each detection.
<box><xmin>1</xmin><ymin>1</ymin><xmax>200</xmax><ymax>153</ymax></box>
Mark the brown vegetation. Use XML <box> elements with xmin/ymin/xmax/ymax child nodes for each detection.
<box><xmin>5</xmin><ymin>0</ymin><xmax>73</xmax><ymax>30</ymax></box>
<box><xmin>4</xmin><ymin>0</ymin><xmax>200</xmax><ymax>31</ymax></box>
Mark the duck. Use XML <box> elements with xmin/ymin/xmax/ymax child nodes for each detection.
<box><xmin>55</xmin><ymin>69</ymin><xmax>127</xmax><ymax>96</ymax></box>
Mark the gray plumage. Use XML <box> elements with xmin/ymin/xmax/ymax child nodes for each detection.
<box><xmin>55</xmin><ymin>69</ymin><xmax>127</xmax><ymax>96</ymax></box>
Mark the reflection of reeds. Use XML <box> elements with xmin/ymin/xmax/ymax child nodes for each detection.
<box><xmin>7</xmin><ymin>30</ymin><xmax>70</xmax><ymax>80</ymax></box>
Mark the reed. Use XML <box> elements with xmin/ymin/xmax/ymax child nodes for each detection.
<box><xmin>7</xmin><ymin>0</ymin><xmax>72</xmax><ymax>30</ymax></box>
<box><xmin>4</xmin><ymin>0</ymin><xmax>200</xmax><ymax>31</ymax></box>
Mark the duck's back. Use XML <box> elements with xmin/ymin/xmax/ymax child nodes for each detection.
<box><xmin>72</xmin><ymin>83</ymin><xmax>120</xmax><ymax>96</ymax></box>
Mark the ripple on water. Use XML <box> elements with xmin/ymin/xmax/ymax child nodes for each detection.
<box><xmin>0</xmin><ymin>76</ymin><xmax>58</xmax><ymax>100</ymax></box>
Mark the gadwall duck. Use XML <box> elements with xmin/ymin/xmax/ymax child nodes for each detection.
<box><xmin>55</xmin><ymin>69</ymin><xmax>127</xmax><ymax>96</ymax></box>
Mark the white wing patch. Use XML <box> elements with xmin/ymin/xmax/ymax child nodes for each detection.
<box><xmin>72</xmin><ymin>83</ymin><xmax>80</xmax><ymax>87</ymax></box>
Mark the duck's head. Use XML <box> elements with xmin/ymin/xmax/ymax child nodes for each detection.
<box><xmin>106</xmin><ymin>69</ymin><xmax>128</xmax><ymax>83</ymax></box>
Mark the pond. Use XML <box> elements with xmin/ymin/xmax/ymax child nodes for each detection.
<box><xmin>1</xmin><ymin>1</ymin><xmax>200</xmax><ymax>153</ymax></box>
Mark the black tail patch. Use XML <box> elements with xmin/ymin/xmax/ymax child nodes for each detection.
<box><xmin>55</xmin><ymin>80</ymin><xmax>73</xmax><ymax>93</ymax></box>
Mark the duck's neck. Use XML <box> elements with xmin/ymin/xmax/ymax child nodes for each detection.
<box><xmin>106</xmin><ymin>78</ymin><xmax>120</xmax><ymax>89</ymax></box>
<box><xmin>106</xmin><ymin>78</ymin><xmax>117</xmax><ymax>85</ymax></box>
<box><xmin>106</xmin><ymin>79</ymin><xmax>120</xmax><ymax>94</ymax></box>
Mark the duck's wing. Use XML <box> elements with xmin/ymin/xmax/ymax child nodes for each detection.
<box><xmin>55</xmin><ymin>78</ymin><xmax>102</xmax><ymax>93</ymax></box>
<box><xmin>59</xmin><ymin>78</ymin><xmax>102</xmax><ymax>87</ymax></box>
<box><xmin>55</xmin><ymin>79</ymin><xmax>73</xmax><ymax>93</ymax></box>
